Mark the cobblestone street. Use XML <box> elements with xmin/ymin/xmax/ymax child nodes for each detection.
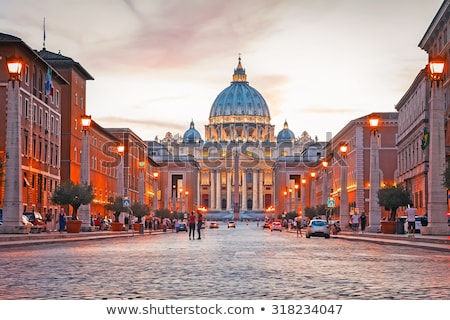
<box><xmin>1</xmin><ymin>221</ymin><xmax>448</xmax><ymax>299</ymax></box>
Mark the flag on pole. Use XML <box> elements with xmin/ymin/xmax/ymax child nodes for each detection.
<box><xmin>421</xmin><ymin>128</ymin><xmax>430</xmax><ymax>150</ymax></box>
<box><xmin>45</xmin><ymin>68</ymin><xmax>52</xmax><ymax>96</ymax></box>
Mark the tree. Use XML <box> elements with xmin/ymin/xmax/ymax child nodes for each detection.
<box><xmin>377</xmin><ymin>184</ymin><xmax>412</xmax><ymax>221</ymax></box>
<box><xmin>130</xmin><ymin>202</ymin><xmax>150</xmax><ymax>223</ymax></box>
<box><xmin>51</xmin><ymin>181</ymin><xmax>95</xmax><ymax>220</ymax></box>
<box><xmin>104</xmin><ymin>196</ymin><xmax>126</xmax><ymax>222</ymax></box>
<box><xmin>155</xmin><ymin>208</ymin><xmax>171</xmax><ymax>219</ymax></box>
<box><xmin>442</xmin><ymin>162</ymin><xmax>450</xmax><ymax>189</ymax></box>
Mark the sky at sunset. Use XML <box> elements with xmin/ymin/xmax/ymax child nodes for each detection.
<box><xmin>0</xmin><ymin>0</ymin><xmax>444</xmax><ymax>141</ymax></box>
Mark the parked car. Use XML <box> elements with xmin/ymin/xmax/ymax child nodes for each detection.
<box><xmin>270</xmin><ymin>221</ymin><xmax>282</xmax><ymax>232</ymax></box>
<box><xmin>209</xmin><ymin>221</ymin><xmax>219</xmax><ymax>228</ymax></box>
<box><xmin>227</xmin><ymin>221</ymin><xmax>236</xmax><ymax>228</ymax></box>
<box><xmin>177</xmin><ymin>222</ymin><xmax>188</xmax><ymax>232</ymax></box>
<box><xmin>23</xmin><ymin>212</ymin><xmax>46</xmax><ymax>230</ymax></box>
<box><xmin>306</xmin><ymin>219</ymin><xmax>330</xmax><ymax>238</ymax></box>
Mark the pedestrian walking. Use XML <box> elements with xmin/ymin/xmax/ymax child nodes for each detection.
<box><xmin>360</xmin><ymin>212</ymin><xmax>367</xmax><ymax>233</ymax></box>
<box><xmin>296</xmin><ymin>218</ymin><xmax>302</xmax><ymax>238</ymax></box>
<box><xmin>57</xmin><ymin>208</ymin><xmax>66</xmax><ymax>233</ymax></box>
<box><xmin>197</xmin><ymin>213</ymin><xmax>203</xmax><ymax>239</ymax></box>
<box><xmin>351</xmin><ymin>213</ymin><xmax>360</xmax><ymax>232</ymax></box>
<box><xmin>45</xmin><ymin>212</ymin><xmax>52</xmax><ymax>233</ymax></box>
<box><xmin>188</xmin><ymin>211</ymin><xmax>196</xmax><ymax>240</ymax></box>
<box><xmin>405</xmin><ymin>205</ymin><xmax>417</xmax><ymax>237</ymax></box>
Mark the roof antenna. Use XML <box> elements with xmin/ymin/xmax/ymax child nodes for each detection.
<box><xmin>43</xmin><ymin>17</ymin><xmax>46</xmax><ymax>50</ymax></box>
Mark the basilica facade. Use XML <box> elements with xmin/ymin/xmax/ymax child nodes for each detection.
<box><xmin>148</xmin><ymin>58</ymin><xmax>324</xmax><ymax>219</ymax></box>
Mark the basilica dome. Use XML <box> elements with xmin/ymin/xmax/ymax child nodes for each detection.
<box><xmin>182</xmin><ymin>120</ymin><xmax>202</xmax><ymax>144</ymax></box>
<box><xmin>277</xmin><ymin>120</ymin><xmax>295</xmax><ymax>143</ymax></box>
<box><xmin>209</xmin><ymin>58</ymin><xmax>270</xmax><ymax>120</ymax></box>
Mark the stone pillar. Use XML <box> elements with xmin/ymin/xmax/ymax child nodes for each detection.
<box><xmin>226</xmin><ymin>170</ymin><xmax>231</xmax><ymax>210</ymax></box>
<box><xmin>216</xmin><ymin>171</ymin><xmax>221</xmax><ymax>210</ymax></box>
<box><xmin>79</xmin><ymin>128</ymin><xmax>91</xmax><ymax>231</ymax></box>
<box><xmin>252</xmin><ymin>170</ymin><xmax>258</xmax><ymax>211</ymax></box>
<box><xmin>210</xmin><ymin>170</ymin><xmax>215</xmax><ymax>210</ymax></box>
<box><xmin>422</xmin><ymin>82</ymin><xmax>449</xmax><ymax>235</ymax></box>
<box><xmin>367</xmin><ymin>131</ymin><xmax>381</xmax><ymax>233</ymax></box>
<box><xmin>258</xmin><ymin>170</ymin><xmax>264</xmax><ymax>210</ymax></box>
<box><xmin>0</xmin><ymin>80</ymin><xmax>27</xmax><ymax>234</ymax></box>
<box><xmin>242</xmin><ymin>170</ymin><xmax>247</xmax><ymax>210</ymax></box>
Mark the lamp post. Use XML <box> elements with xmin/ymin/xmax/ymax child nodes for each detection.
<box><xmin>338</xmin><ymin>143</ymin><xmax>349</xmax><ymax>231</ymax></box>
<box><xmin>288</xmin><ymin>188</ymin><xmax>293</xmax><ymax>213</ymax></box>
<box><xmin>301</xmin><ymin>178</ymin><xmax>306</xmax><ymax>216</ymax></box>
<box><xmin>294</xmin><ymin>184</ymin><xmax>299</xmax><ymax>215</ymax></box>
<box><xmin>283</xmin><ymin>190</ymin><xmax>288</xmax><ymax>214</ymax></box>
<box><xmin>321</xmin><ymin>160</ymin><xmax>329</xmax><ymax>204</ymax></box>
<box><xmin>138</xmin><ymin>161</ymin><xmax>145</xmax><ymax>204</ymax></box>
<box><xmin>152</xmin><ymin>171</ymin><xmax>159</xmax><ymax>214</ymax></box>
<box><xmin>0</xmin><ymin>57</ymin><xmax>26</xmax><ymax>234</ymax></box>
<box><xmin>79</xmin><ymin>115</ymin><xmax>91</xmax><ymax>231</ymax></box>
<box><xmin>367</xmin><ymin>115</ymin><xmax>381</xmax><ymax>233</ymax></box>
<box><xmin>185</xmin><ymin>191</ymin><xmax>189</xmax><ymax>213</ymax></box>
<box><xmin>422</xmin><ymin>56</ymin><xmax>449</xmax><ymax>235</ymax></box>
<box><xmin>117</xmin><ymin>145</ymin><xmax>125</xmax><ymax>199</ymax></box>
<box><xmin>310</xmin><ymin>171</ymin><xmax>316</xmax><ymax>208</ymax></box>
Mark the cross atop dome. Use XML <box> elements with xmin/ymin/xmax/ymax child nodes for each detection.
<box><xmin>232</xmin><ymin>55</ymin><xmax>247</xmax><ymax>83</ymax></box>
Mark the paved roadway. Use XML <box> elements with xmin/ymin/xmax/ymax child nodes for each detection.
<box><xmin>0</xmin><ymin>221</ymin><xmax>448</xmax><ymax>300</ymax></box>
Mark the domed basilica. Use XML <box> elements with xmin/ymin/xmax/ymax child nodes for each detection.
<box><xmin>150</xmin><ymin>58</ymin><xmax>325</xmax><ymax>219</ymax></box>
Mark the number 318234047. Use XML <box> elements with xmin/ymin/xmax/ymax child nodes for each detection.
<box><xmin>271</xmin><ymin>304</ymin><xmax>343</xmax><ymax>315</ymax></box>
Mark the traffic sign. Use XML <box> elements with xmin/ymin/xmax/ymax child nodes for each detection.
<box><xmin>327</xmin><ymin>198</ymin><xmax>335</xmax><ymax>208</ymax></box>
<box><xmin>122</xmin><ymin>198</ymin><xmax>131</xmax><ymax>208</ymax></box>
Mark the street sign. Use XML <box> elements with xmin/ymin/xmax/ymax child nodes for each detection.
<box><xmin>327</xmin><ymin>198</ymin><xmax>335</xmax><ymax>208</ymax></box>
<box><xmin>122</xmin><ymin>198</ymin><xmax>131</xmax><ymax>208</ymax></box>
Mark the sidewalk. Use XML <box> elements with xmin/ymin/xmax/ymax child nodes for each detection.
<box><xmin>0</xmin><ymin>228</ymin><xmax>165</xmax><ymax>249</ymax></box>
<box><xmin>334</xmin><ymin>231</ymin><xmax>450</xmax><ymax>252</ymax></box>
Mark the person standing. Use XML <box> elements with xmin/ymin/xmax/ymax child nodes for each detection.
<box><xmin>197</xmin><ymin>213</ymin><xmax>203</xmax><ymax>240</ymax></box>
<box><xmin>45</xmin><ymin>212</ymin><xmax>52</xmax><ymax>233</ymax></box>
<box><xmin>57</xmin><ymin>208</ymin><xmax>66</xmax><ymax>233</ymax></box>
<box><xmin>360</xmin><ymin>212</ymin><xmax>367</xmax><ymax>233</ymax></box>
<box><xmin>351</xmin><ymin>212</ymin><xmax>360</xmax><ymax>232</ymax></box>
<box><xmin>296</xmin><ymin>218</ymin><xmax>302</xmax><ymax>238</ymax></box>
<box><xmin>406</xmin><ymin>205</ymin><xmax>417</xmax><ymax>237</ymax></box>
<box><xmin>188</xmin><ymin>211</ymin><xmax>196</xmax><ymax>240</ymax></box>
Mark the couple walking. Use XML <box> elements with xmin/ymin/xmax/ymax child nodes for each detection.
<box><xmin>188</xmin><ymin>211</ymin><xmax>203</xmax><ymax>240</ymax></box>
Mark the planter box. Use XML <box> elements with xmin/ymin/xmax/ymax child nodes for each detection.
<box><xmin>110</xmin><ymin>222</ymin><xmax>123</xmax><ymax>231</ymax></box>
<box><xmin>66</xmin><ymin>220</ymin><xmax>82</xmax><ymax>233</ymax></box>
<box><xmin>380</xmin><ymin>221</ymin><xmax>396</xmax><ymax>234</ymax></box>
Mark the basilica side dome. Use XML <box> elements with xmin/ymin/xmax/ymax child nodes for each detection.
<box><xmin>182</xmin><ymin>120</ymin><xmax>202</xmax><ymax>144</ymax></box>
<box><xmin>277</xmin><ymin>120</ymin><xmax>295</xmax><ymax>143</ymax></box>
<box><xmin>205</xmin><ymin>57</ymin><xmax>275</xmax><ymax>143</ymax></box>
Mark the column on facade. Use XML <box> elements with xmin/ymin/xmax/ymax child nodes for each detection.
<box><xmin>242</xmin><ymin>170</ymin><xmax>247</xmax><ymax>210</ymax></box>
<box><xmin>216</xmin><ymin>171</ymin><xmax>221</xmax><ymax>210</ymax></box>
<box><xmin>258</xmin><ymin>170</ymin><xmax>264</xmax><ymax>210</ymax></box>
<box><xmin>210</xmin><ymin>170</ymin><xmax>215</xmax><ymax>210</ymax></box>
<box><xmin>196</xmin><ymin>171</ymin><xmax>200</xmax><ymax>211</ymax></box>
<box><xmin>226</xmin><ymin>170</ymin><xmax>232</xmax><ymax>210</ymax></box>
<box><xmin>252</xmin><ymin>170</ymin><xmax>258</xmax><ymax>211</ymax></box>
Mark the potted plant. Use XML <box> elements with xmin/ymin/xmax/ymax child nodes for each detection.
<box><xmin>377</xmin><ymin>184</ymin><xmax>412</xmax><ymax>234</ymax></box>
<box><xmin>130</xmin><ymin>202</ymin><xmax>151</xmax><ymax>231</ymax></box>
<box><xmin>51</xmin><ymin>181</ymin><xmax>95</xmax><ymax>233</ymax></box>
<box><xmin>104</xmin><ymin>196</ymin><xmax>126</xmax><ymax>231</ymax></box>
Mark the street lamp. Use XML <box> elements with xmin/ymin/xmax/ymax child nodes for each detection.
<box><xmin>185</xmin><ymin>190</ymin><xmax>189</xmax><ymax>213</ymax></box>
<box><xmin>294</xmin><ymin>184</ymin><xmax>299</xmax><ymax>216</ymax></box>
<box><xmin>367</xmin><ymin>114</ymin><xmax>381</xmax><ymax>232</ymax></box>
<box><xmin>78</xmin><ymin>115</ymin><xmax>92</xmax><ymax>231</ymax></box>
<box><xmin>138</xmin><ymin>160</ymin><xmax>145</xmax><ymax>204</ymax></box>
<box><xmin>283</xmin><ymin>190</ymin><xmax>288</xmax><ymax>213</ymax></box>
<box><xmin>422</xmin><ymin>56</ymin><xmax>448</xmax><ymax>235</ymax></box>
<box><xmin>117</xmin><ymin>144</ymin><xmax>125</xmax><ymax>198</ymax></box>
<box><xmin>288</xmin><ymin>188</ymin><xmax>293</xmax><ymax>213</ymax></box>
<box><xmin>321</xmin><ymin>160</ymin><xmax>329</xmax><ymax>204</ymax></box>
<box><xmin>301</xmin><ymin>178</ymin><xmax>306</xmax><ymax>216</ymax></box>
<box><xmin>338</xmin><ymin>142</ymin><xmax>349</xmax><ymax>231</ymax></box>
<box><xmin>179</xmin><ymin>187</ymin><xmax>183</xmax><ymax>214</ymax></box>
<box><xmin>310</xmin><ymin>171</ymin><xmax>316</xmax><ymax>208</ymax></box>
<box><xmin>0</xmin><ymin>57</ymin><xmax>25</xmax><ymax>234</ymax></box>
<box><xmin>152</xmin><ymin>171</ymin><xmax>159</xmax><ymax>214</ymax></box>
